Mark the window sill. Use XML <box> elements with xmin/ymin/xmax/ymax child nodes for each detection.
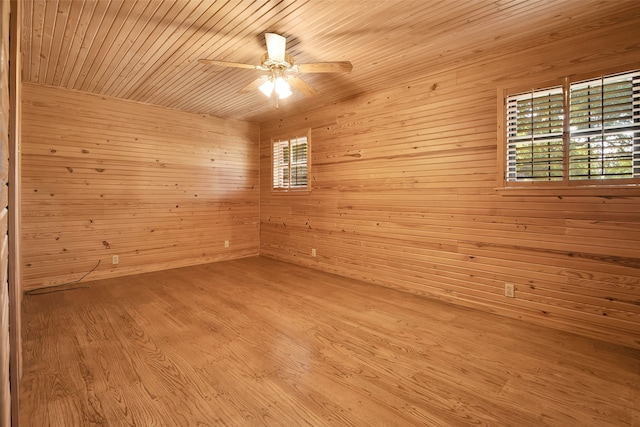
<box><xmin>271</xmin><ymin>189</ymin><xmax>311</xmax><ymax>196</ymax></box>
<box><xmin>496</xmin><ymin>185</ymin><xmax>640</xmax><ymax>197</ymax></box>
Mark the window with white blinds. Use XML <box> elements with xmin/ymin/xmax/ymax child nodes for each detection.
<box><xmin>569</xmin><ymin>71</ymin><xmax>639</xmax><ymax>180</ymax></box>
<box><xmin>272</xmin><ymin>133</ymin><xmax>309</xmax><ymax>191</ymax></box>
<box><xmin>504</xmin><ymin>68</ymin><xmax>639</xmax><ymax>186</ymax></box>
<box><xmin>506</xmin><ymin>86</ymin><xmax>564</xmax><ymax>182</ymax></box>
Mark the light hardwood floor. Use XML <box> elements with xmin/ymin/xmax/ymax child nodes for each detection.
<box><xmin>20</xmin><ymin>257</ymin><xmax>640</xmax><ymax>426</ymax></box>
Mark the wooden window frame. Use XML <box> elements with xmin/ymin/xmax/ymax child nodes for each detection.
<box><xmin>271</xmin><ymin>129</ymin><xmax>311</xmax><ymax>195</ymax></box>
<box><xmin>497</xmin><ymin>64</ymin><xmax>640</xmax><ymax>197</ymax></box>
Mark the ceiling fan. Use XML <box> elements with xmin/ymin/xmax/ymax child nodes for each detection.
<box><xmin>199</xmin><ymin>33</ymin><xmax>353</xmax><ymax>105</ymax></box>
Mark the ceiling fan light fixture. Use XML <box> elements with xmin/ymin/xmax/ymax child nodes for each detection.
<box><xmin>275</xmin><ymin>77</ymin><xmax>292</xmax><ymax>99</ymax></box>
<box><xmin>259</xmin><ymin>79</ymin><xmax>274</xmax><ymax>97</ymax></box>
<box><xmin>259</xmin><ymin>76</ymin><xmax>292</xmax><ymax>99</ymax></box>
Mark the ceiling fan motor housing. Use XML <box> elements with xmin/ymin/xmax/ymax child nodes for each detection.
<box><xmin>261</xmin><ymin>53</ymin><xmax>294</xmax><ymax>70</ymax></box>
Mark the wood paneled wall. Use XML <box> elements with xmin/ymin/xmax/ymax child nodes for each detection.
<box><xmin>260</xmin><ymin>18</ymin><xmax>640</xmax><ymax>348</ymax></box>
<box><xmin>0</xmin><ymin>1</ymin><xmax>11</xmax><ymax>423</ymax></box>
<box><xmin>21</xmin><ymin>84</ymin><xmax>259</xmax><ymax>290</ymax></box>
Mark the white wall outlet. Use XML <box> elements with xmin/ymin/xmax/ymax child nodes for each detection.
<box><xmin>311</xmin><ymin>248</ymin><xmax>317</xmax><ymax>257</ymax></box>
<box><xmin>505</xmin><ymin>283</ymin><xmax>515</xmax><ymax>298</ymax></box>
<box><xmin>112</xmin><ymin>255</ymin><xmax>119</xmax><ymax>265</ymax></box>
<box><xmin>224</xmin><ymin>240</ymin><xmax>230</xmax><ymax>248</ymax></box>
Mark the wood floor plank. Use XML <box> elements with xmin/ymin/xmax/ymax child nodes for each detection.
<box><xmin>20</xmin><ymin>256</ymin><xmax>640</xmax><ymax>426</ymax></box>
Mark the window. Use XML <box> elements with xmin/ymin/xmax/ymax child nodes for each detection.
<box><xmin>272</xmin><ymin>130</ymin><xmax>310</xmax><ymax>191</ymax></box>
<box><xmin>501</xmin><ymin>68</ymin><xmax>639</xmax><ymax>188</ymax></box>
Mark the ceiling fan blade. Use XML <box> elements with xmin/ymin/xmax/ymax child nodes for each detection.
<box><xmin>240</xmin><ymin>76</ymin><xmax>269</xmax><ymax>94</ymax></box>
<box><xmin>295</xmin><ymin>61</ymin><xmax>353</xmax><ymax>73</ymax></box>
<box><xmin>288</xmin><ymin>76</ymin><xmax>319</xmax><ymax>97</ymax></box>
<box><xmin>199</xmin><ymin>59</ymin><xmax>261</xmax><ymax>70</ymax></box>
<box><xmin>265</xmin><ymin>33</ymin><xmax>286</xmax><ymax>62</ymax></box>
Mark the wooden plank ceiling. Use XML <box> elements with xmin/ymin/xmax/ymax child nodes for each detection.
<box><xmin>21</xmin><ymin>0</ymin><xmax>632</xmax><ymax>123</ymax></box>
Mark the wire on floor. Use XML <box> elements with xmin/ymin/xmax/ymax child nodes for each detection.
<box><xmin>25</xmin><ymin>259</ymin><xmax>101</xmax><ymax>296</ymax></box>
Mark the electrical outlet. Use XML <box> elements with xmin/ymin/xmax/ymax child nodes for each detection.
<box><xmin>112</xmin><ymin>255</ymin><xmax>119</xmax><ymax>265</ymax></box>
<box><xmin>224</xmin><ymin>240</ymin><xmax>230</xmax><ymax>248</ymax></box>
<box><xmin>311</xmin><ymin>248</ymin><xmax>317</xmax><ymax>257</ymax></box>
<box><xmin>505</xmin><ymin>283</ymin><xmax>515</xmax><ymax>298</ymax></box>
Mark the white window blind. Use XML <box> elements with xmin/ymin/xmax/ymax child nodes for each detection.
<box><xmin>505</xmin><ymin>68</ymin><xmax>639</xmax><ymax>185</ymax></box>
<box><xmin>569</xmin><ymin>71</ymin><xmax>640</xmax><ymax>180</ymax></box>
<box><xmin>273</xmin><ymin>135</ymin><xmax>308</xmax><ymax>190</ymax></box>
<box><xmin>506</xmin><ymin>86</ymin><xmax>564</xmax><ymax>182</ymax></box>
